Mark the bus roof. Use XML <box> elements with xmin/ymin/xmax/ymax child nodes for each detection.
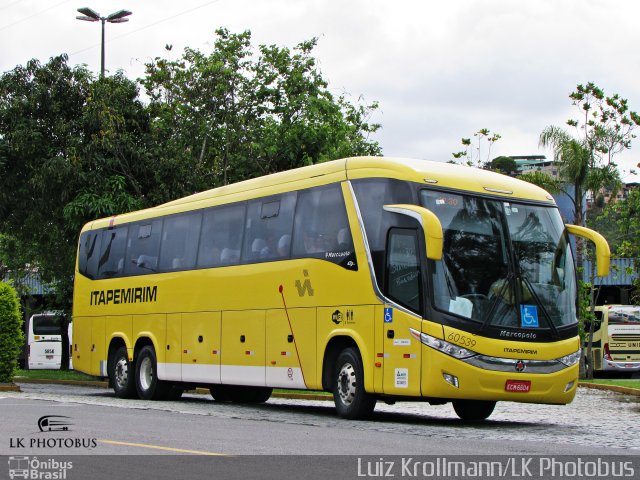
<box><xmin>83</xmin><ymin>157</ymin><xmax>555</xmax><ymax>231</ymax></box>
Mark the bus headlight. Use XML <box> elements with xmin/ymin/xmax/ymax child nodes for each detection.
<box><xmin>410</xmin><ymin>328</ymin><xmax>477</xmax><ymax>360</ymax></box>
<box><xmin>558</xmin><ymin>349</ymin><xmax>581</xmax><ymax>367</ymax></box>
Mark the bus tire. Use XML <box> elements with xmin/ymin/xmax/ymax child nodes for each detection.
<box><xmin>242</xmin><ymin>386</ymin><xmax>272</xmax><ymax>403</ymax></box>
<box><xmin>210</xmin><ymin>384</ymin><xmax>234</xmax><ymax>402</ymax></box>
<box><xmin>333</xmin><ymin>347</ymin><xmax>376</xmax><ymax>419</ymax></box>
<box><xmin>109</xmin><ymin>345</ymin><xmax>136</xmax><ymax>399</ymax></box>
<box><xmin>452</xmin><ymin>400</ymin><xmax>496</xmax><ymax>421</ymax></box>
<box><xmin>135</xmin><ymin>345</ymin><xmax>171</xmax><ymax>400</ymax></box>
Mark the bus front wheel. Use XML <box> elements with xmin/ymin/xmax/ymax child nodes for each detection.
<box><xmin>452</xmin><ymin>400</ymin><xmax>496</xmax><ymax>421</ymax></box>
<box><xmin>135</xmin><ymin>345</ymin><xmax>171</xmax><ymax>400</ymax></box>
<box><xmin>333</xmin><ymin>347</ymin><xmax>376</xmax><ymax>419</ymax></box>
<box><xmin>109</xmin><ymin>345</ymin><xmax>136</xmax><ymax>399</ymax></box>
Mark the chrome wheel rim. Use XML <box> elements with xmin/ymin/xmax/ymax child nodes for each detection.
<box><xmin>139</xmin><ymin>356</ymin><xmax>153</xmax><ymax>392</ymax></box>
<box><xmin>337</xmin><ymin>362</ymin><xmax>356</xmax><ymax>406</ymax></box>
<box><xmin>114</xmin><ymin>357</ymin><xmax>129</xmax><ymax>388</ymax></box>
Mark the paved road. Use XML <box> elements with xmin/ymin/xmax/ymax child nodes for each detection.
<box><xmin>1</xmin><ymin>382</ymin><xmax>639</xmax><ymax>457</ymax></box>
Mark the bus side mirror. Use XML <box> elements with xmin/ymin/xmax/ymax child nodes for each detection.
<box><xmin>566</xmin><ymin>224</ymin><xmax>611</xmax><ymax>277</ymax></box>
<box><xmin>383</xmin><ymin>204</ymin><xmax>443</xmax><ymax>260</ymax></box>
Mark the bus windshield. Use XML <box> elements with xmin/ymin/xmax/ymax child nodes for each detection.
<box><xmin>32</xmin><ymin>314</ymin><xmax>63</xmax><ymax>336</ymax></box>
<box><xmin>609</xmin><ymin>306</ymin><xmax>640</xmax><ymax>324</ymax></box>
<box><xmin>420</xmin><ymin>191</ymin><xmax>577</xmax><ymax>331</ymax></box>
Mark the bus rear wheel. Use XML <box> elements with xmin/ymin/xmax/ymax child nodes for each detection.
<box><xmin>452</xmin><ymin>400</ymin><xmax>496</xmax><ymax>421</ymax></box>
<box><xmin>333</xmin><ymin>347</ymin><xmax>376</xmax><ymax>419</ymax></box>
<box><xmin>135</xmin><ymin>345</ymin><xmax>171</xmax><ymax>400</ymax></box>
<box><xmin>109</xmin><ymin>345</ymin><xmax>136</xmax><ymax>398</ymax></box>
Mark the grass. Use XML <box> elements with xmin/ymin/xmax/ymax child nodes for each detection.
<box><xmin>580</xmin><ymin>378</ymin><xmax>640</xmax><ymax>389</ymax></box>
<box><xmin>14</xmin><ymin>369</ymin><xmax>96</xmax><ymax>381</ymax></box>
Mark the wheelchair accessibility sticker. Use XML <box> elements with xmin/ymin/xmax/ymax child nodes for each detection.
<box><xmin>520</xmin><ymin>305</ymin><xmax>539</xmax><ymax>328</ymax></box>
<box><xmin>384</xmin><ymin>307</ymin><xmax>393</xmax><ymax>323</ymax></box>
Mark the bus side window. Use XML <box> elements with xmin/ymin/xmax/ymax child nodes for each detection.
<box><xmin>79</xmin><ymin>231</ymin><xmax>101</xmax><ymax>279</ymax></box>
<box><xmin>385</xmin><ymin>228</ymin><xmax>421</xmax><ymax>313</ymax></box>
<box><xmin>159</xmin><ymin>212</ymin><xmax>202</xmax><ymax>271</ymax></box>
<box><xmin>124</xmin><ymin>220</ymin><xmax>163</xmax><ymax>276</ymax></box>
<box><xmin>198</xmin><ymin>203</ymin><xmax>246</xmax><ymax>268</ymax></box>
<box><xmin>97</xmin><ymin>226</ymin><xmax>129</xmax><ymax>279</ymax></box>
<box><xmin>242</xmin><ymin>193</ymin><xmax>296</xmax><ymax>263</ymax></box>
<box><xmin>292</xmin><ymin>184</ymin><xmax>356</xmax><ymax>269</ymax></box>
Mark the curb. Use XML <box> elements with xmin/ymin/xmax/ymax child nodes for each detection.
<box><xmin>14</xmin><ymin>377</ymin><xmax>109</xmax><ymax>388</ymax></box>
<box><xmin>0</xmin><ymin>383</ymin><xmax>21</xmax><ymax>392</ymax></box>
<box><xmin>578</xmin><ymin>382</ymin><xmax>640</xmax><ymax>397</ymax></box>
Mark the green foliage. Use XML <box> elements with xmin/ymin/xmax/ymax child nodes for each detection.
<box><xmin>486</xmin><ymin>156</ymin><xmax>517</xmax><ymax>176</ymax></box>
<box><xmin>592</xmin><ymin>187</ymin><xmax>640</xmax><ymax>303</ymax></box>
<box><xmin>0</xmin><ymin>31</ymin><xmax>382</xmax><ymax>332</ymax></box>
<box><xmin>141</xmin><ymin>28</ymin><xmax>381</xmax><ymax>195</ymax></box>
<box><xmin>0</xmin><ymin>282</ymin><xmax>23</xmax><ymax>383</ymax></box>
<box><xmin>518</xmin><ymin>170</ymin><xmax>561</xmax><ymax>193</ymax></box>
<box><xmin>452</xmin><ymin>128</ymin><xmax>501</xmax><ymax>167</ymax></box>
<box><xmin>0</xmin><ymin>56</ymin><xmax>154</xmax><ymax>316</ymax></box>
<box><xmin>539</xmin><ymin>82</ymin><xmax>638</xmax><ymax>230</ymax></box>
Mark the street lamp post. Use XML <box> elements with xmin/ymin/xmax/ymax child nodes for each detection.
<box><xmin>76</xmin><ymin>7</ymin><xmax>132</xmax><ymax>77</ymax></box>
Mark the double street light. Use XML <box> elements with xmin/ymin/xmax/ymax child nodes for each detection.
<box><xmin>76</xmin><ymin>7</ymin><xmax>132</xmax><ymax>77</ymax></box>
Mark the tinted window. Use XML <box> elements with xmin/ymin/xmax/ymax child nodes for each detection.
<box><xmin>32</xmin><ymin>314</ymin><xmax>63</xmax><ymax>335</ymax></box>
<box><xmin>292</xmin><ymin>184</ymin><xmax>356</xmax><ymax>269</ymax></box>
<box><xmin>386</xmin><ymin>229</ymin><xmax>421</xmax><ymax>312</ymax></box>
<box><xmin>159</xmin><ymin>212</ymin><xmax>202</xmax><ymax>271</ymax></box>
<box><xmin>198</xmin><ymin>203</ymin><xmax>246</xmax><ymax>267</ymax></box>
<box><xmin>243</xmin><ymin>193</ymin><xmax>296</xmax><ymax>263</ymax></box>
<box><xmin>78</xmin><ymin>231</ymin><xmax>101</xmax><ymax>279</ymax></box>
<box><xmin>352</xmin><ymin>179</ymin><xmax>414</xmax><ymax>279</ymax></box>
<box><xmin>124</xmin><ymin>220</ymin><xmax>163</xmax><ymax>275</ymax></box>
<box><xmin>97</xmin><ymin>226</ymin><xmax>129</xmax><ymax>278</ymax></box>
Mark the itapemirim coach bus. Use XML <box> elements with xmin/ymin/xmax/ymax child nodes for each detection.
<box><xmin>72</xmin><ymin>157</ymin><xmax>610</xmax><ymax>420</ymax></box>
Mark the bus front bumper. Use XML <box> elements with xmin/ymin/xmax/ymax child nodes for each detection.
<box><xmin>420</xmin><ymin>347</ymin><xmax>579</xmax><ymax>405</ymax></box>
<box><xmin>601</xmin><ymin>359</ymin><xmax>640</xmax><ymax>373</ymax></box>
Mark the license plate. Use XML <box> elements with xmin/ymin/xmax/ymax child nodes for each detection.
<box><xmin>505</xmin><ymin>380</ymin><xmax>531</xmax><ymax>393</ymax></box>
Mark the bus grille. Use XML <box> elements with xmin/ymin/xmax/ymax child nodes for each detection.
<box><xmin>612</xmin><ymin>335</ymin><xmax>640</xmax><ymax>341</ymax></box>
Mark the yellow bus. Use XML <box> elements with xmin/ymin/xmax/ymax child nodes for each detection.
<box><xmin>587</xmin><ymin>305</ymin><xmax>640</xmax><ymax>376</ymax></box>
<box><xmin>72</xmin><ymin>157</ymin><xmax>610</xmax><ymax>420</ymax></box>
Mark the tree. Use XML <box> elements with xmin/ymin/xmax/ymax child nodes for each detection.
<box><xmin>452</xmin><ymin>128</ymin><xmax>501</xmax><ymax>167</ymax></box>
<box><xmin>141</xmin><ymin>28</ymin><xmax>381</xmax><ymax>195</ymax></box>
<box><xmin>0</xmin><ymin>282</ymin><xmax>23</xmax><ymax>383</ymax></box>
<box><xmin>532</xmin><ymin>83</ymin><xmax>640</xmax><ymax>379</ymax></box>
<box><xmin>1</xmin><ymin>33</ymin><xmax>382</xmax><ymax>371</ymax></box>
<box><xmin>0</xmin><ymin>56</ymin><xmax>154</xmax><ymax>368</ymax></box>
<box><xmin>486</xmin><ymin>156</ymin><xmax>517</xmax><ymax>176</ymax></box>
<box><xmin>594</xmin><ymin>187</ymin><xmax>640</xmax><ymax>304</ymax></box>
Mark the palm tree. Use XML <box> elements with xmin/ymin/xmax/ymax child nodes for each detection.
<box><xmin>539</xmin><ymin>125</ymin><xmax>620</xmax><ymax>380</ymax></box>
<box><xmin>539</xmin><ymin>125</ymin><xmax>620</xmax><ymax>229</ymax></box>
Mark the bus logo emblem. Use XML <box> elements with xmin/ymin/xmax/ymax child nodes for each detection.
<box><xmin>515</xmin><ymin>360</ymin><xmax>526</xmax><ymax>372</ymax></box>
<box><xmin>295</xmin><ymin>270</ymin><xmax>314</xmax><ymax>297</ymax></box>
<box><xmin>38</xmin><ymin>415</ymin><xmax>72</xmax><ymax>432</ymax></box>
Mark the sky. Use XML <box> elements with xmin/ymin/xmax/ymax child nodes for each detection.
<box><xmin>2</xmin><ymin>0</ymin><xmax>640</xmax><ymax>181</ymax></box>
